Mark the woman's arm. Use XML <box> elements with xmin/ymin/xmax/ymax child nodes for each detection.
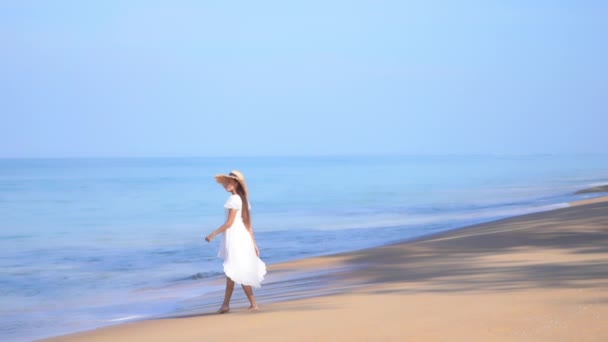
<box><xmin>205</xmin><ymin>209</ymin><xmax>238</xmax><ymax>242</ymax></box>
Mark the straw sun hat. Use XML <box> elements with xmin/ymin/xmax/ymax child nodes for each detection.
<box><xmin>215</xmin><ymin>170</ymin><xmax>249</xmax><ymax>196</ymax></box>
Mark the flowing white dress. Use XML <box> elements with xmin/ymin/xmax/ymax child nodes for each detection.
<box><xmin>218</xmin><ymin>194</ymin><xmax>266</xmax><ymax>287</ymax></box>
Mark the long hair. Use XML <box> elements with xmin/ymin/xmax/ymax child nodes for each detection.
<box><xmin>235</xmin><ymin>183</ymin><xmax>251</xmax><ymax>229</ymax></box>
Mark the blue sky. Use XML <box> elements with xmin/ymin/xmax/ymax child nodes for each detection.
<box><xmin>1</xmin><ymin>1</ymin><xmax>607</xmax><ymax>157</ymax></box>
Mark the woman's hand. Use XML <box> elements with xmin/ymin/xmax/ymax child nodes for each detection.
<box><xmin>254</xmin><ymin>245</ymin><xmax>260</xmax><ymax>257</ymax></box>
<box><xmin>205</xmin><ymin>233</ymin><xmax>215</xmax><ymax>242</ymax></box>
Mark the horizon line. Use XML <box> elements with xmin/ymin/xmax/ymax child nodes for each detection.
<box><xmin>1</xmin><ymin>152</ymin><xmax>607</xmax><ymax>160</ymax></box>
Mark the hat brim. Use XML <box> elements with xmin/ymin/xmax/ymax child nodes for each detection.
<box><xmin>215</xmin><ymin>174</ymin><xmax>238</xmax><ymax>183</ymax></box>
<box><xmin>215</xmin><ymin>174</ymin><xmax>249</xmax><ymax>196</ymax></box>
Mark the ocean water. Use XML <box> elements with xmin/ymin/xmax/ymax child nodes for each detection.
<box><xmin>1</xmin><ymin>155</ymin><xmax>607</xmax><ymax>341</ymax></box>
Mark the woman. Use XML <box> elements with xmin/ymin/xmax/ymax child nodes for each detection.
<box><xmin>205</xmin><ymin>170</ymin><xmax>266</xmax><ymax>313</ymax></box>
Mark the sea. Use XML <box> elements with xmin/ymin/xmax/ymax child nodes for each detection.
<box><xmin>1</xmin><ymin>155</ymin><xmax>607</xmax><ymax>341</ymax></box>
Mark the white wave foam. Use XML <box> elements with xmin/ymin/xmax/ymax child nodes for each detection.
<box><xmin>107</xmin><ymin>315</ymin><xmax>143</xmax><ymax>322</ymax></box>
<box><xmin>585</xmin><ymin>181</ymin><xmax>608</xmax><ymax>188</ymax></box>
<box><xmin>310</xmin><ymin>202</ymin><xmax>570</xmax><ymax>231</ymax></box>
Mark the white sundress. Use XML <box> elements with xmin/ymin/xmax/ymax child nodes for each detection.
<box><xmin>218</xmin><ymin>194</ymin><xmax>267</xmax><ymax>287</ymax></box>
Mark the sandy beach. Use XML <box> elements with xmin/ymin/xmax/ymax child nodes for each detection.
<box><xmin>45</xmin><ymin>196</ymin><xmax>608</xmax><ymax>342</ymax></box>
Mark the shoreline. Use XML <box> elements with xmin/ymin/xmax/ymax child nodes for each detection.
<box><xmin>44</xmin><ymin>194</ymin><xmax>608</xmax><ymax>341</ymax></box>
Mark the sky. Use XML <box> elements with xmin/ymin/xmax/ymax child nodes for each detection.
<box><xmin>1</xmin><ymin>0</ymin><xmax>607</xmax><ymax>158</ymax></box>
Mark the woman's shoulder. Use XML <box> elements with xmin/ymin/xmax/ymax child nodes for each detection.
<box><xmin>226</xmin><ymin>194</ymin><xmax>251</xmax><ymax>209</ymax></box>
<box><xmin>228</xmin><ymin>194</ymin><xmax>241</xmax><ymax>201</ymax></box>
<box><xmin>224</xmin><ymin>194</ymin><xmax>242</xmax><ymax>209</ymax></box>
<box><xmin>227</xmin><ymin>194</ymin><xmax>242</xmax><ymax>205</ymax></box>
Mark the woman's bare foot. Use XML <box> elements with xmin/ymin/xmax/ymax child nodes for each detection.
<box><xmin>217</xmin><ymin>305</ymin><xmax>230</xmax><ymax>314</ymax></box>
<box><xmin>248</xmin><ymin>305</ymin><xmax>259</xmax><ymax>312</ymax></box>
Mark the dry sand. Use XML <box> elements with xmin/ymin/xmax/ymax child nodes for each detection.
<box><xmin>45</xmin><ymin>197</ymin><xmax>608</xmax><ymax>342</ymax></box>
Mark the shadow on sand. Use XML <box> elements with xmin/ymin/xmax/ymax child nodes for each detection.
<box><xmin>168</xmin><ymin>202</ymin><xmax>608</xmax><ymax>318</ymax></box>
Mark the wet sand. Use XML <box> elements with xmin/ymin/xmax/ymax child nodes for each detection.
<box><xmin>575</xmin><ymin>185</ymin><xmax>608</xmax><ymax>194</ymax></box>
<box><xmin>45</xmin><ymin>196</ymin><xmax>608</xmax><ymax>341</ymax></box>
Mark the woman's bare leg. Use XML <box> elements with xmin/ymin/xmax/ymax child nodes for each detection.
<box><xmin>242</xmin><ymin>285</ymin><xmax>259</xmax><ymax>311</ymax></box>
<box><xmin>218</xmin><ymin>277</ymin><xmax>234</xmax><ymax>313</ymax></box>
